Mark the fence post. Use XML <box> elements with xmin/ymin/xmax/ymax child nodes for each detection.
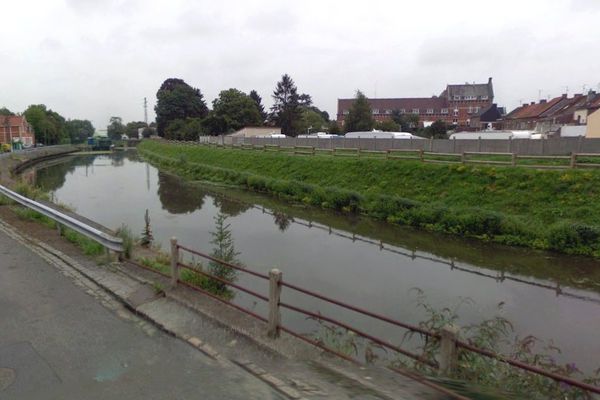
<box><xmin>429</xmin><ymin>137</ymin><xmax>433</xmax><ymax>152</ymax></box>
<box><xmin>570</xmin><ymin>152</ymin><xmax>577</xmax><ymax>169</ymax></box>
<box><xmin>170</xmin><ymin>237</ymin><xmax>179</xmax><ymax>288</ymax></box>
<box><xmin>419</xmin><ymin>149</ymin><xmax>424</xmax><ymax>162</ymax></box>
<box><xmin>439</xmin><ymin>324</ymin><xmax>460</xmax><ymax>376</ymax></box>
<box><xmin>461</xmin><ymin>152</ymin><xmax>466</xmax><ymax>164</ymax></box>
<box><xmin>511</xmin><ymin>153</ymin><xmax>517</xmax><ymax>167</ymax></box>
<box><xmin>478</xmin><ymin>136</ymin><xmax>482</xmax><ymax>152</ymax></box>
<box><xmin>268</xmin><ymin>268</ymin><xmax>282</xmax><ymax>338</ymax></box>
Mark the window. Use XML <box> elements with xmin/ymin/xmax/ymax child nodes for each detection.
<box><xmin>372</xmin><ymin>109</ymin><xmax>379</xmax><ymax>115</ymax></box>
<box><xmin>441</xmin><ymin>108</ymin><xmax>448</xmax><ymax>114</ymax></box>
<box><xmin>412</xmin><ymin>108</ymin><xmax>419</xmax><ymax>114</ymax></box>
<box><xmin>452</xmin><ymin>119</ymin><xmax>458</xmax><ymax>124</ymax></box>
<box><xmin>482</xmin><ymin>95</ymin><xmax>489</xmax><ymax>100</ymax></box>
<box><xmin>474</xmin><ymin>107</ymin><xmax>480</xmax><ymax>114</ymax></box>
<box><xmin>468</xmin><ymin>106</ymin><xmax>473</xmax><ymax>114</ymax></box>
<box><xmin>400</xmin><ymin>109</ymin><xmax>406</xmax><ymax>113</ymax></box>
<box><xmin>343</xmin><ymin>110</ymin><xmax>349</xmax><ymax>115</ymax></box>
<box><xmin>385</xmin><ymin>109</ymin><xmax>392</xmax><ymax>114</ymax></box>
<box><xmin>426</xmin><ymin>108</ymin><xmax>434</xmax><ymax>114</ymax></box>
<box><xmin>453</xmin><ymin>95</ymin><xmax>460</xmax><ymax>101</ymax></box>
<box><xmin>453</xmin><ymin>108</ymin><xmax>459</xmax><ymax>116</ymax></box>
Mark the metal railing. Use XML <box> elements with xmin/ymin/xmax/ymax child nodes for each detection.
<box><xmin>146</xmin><ymin>237</ymin><xmax>600</xmax><ymax>397</ymax></box>
<box><xmin>0</xmin><ymin>184</ymin><xmax>123</xmax><ymax>253</ymax></box>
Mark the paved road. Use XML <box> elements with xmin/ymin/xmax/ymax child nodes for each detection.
<box><xmin>0</xmin><ymin>228</ymin><xmax>283</xmax><ymax>399</ymax></box>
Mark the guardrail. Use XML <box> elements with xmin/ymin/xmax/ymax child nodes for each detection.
<box><xmin>139</xmin><ymin>236</ymin><xmax>600</xmax><ymax>397</ymax></box>
<box><xmin>0</xmin><ymin>184</ymin><xmax>123</xmax><ymax>253</ymax></box>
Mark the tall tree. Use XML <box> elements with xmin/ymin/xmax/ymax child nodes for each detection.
<box><xmin>107</xmin><ymin>116</ymin><xmax>126</xmax><ymax>140</ymax></box>
<box><xmin>154</xmin><ymin>78</ymin><xmax>208</xmax><ymax>136</ymax></box>
<box><xmin>64</xmin><ymin>119</ymin><xmax>95</xmax><ymax>143</ymax></box>
<box><xmin>269</xmin><ymin>74</ymin><xmax>302</xmax><ymax>136</ymax></box>
<box><xmin>249</xmin><ymin>90</ymin><xmax>267</xmax><ymax>122</ymax></box>
<box><xmin>344</xmin><ymin>90</ymin><xmax>374</xmax><ymax>133</ymax></box>
<box><xmin>23</xmin><ymin>104</ymin><xmax>67</xmax><ymax>145</ymax></box>
<box><xmin>209</xmin><ymin>89</ymin><xmax>263</xmax><ymax>134</ymax></box>
<box><xmin>296</xmin><ymin>108</ymin><xmax>328</xmax><ymax>135</ymax></box>
<box><xmin>391</xmin><ymin>110</ymin><xmax>420</xmax><ymax>132</ymax></box>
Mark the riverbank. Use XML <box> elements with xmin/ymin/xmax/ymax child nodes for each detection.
<box><xmin>139</xmin><ymin>140</ymin><xmax>600</xmax><ymax>257</ymax></box>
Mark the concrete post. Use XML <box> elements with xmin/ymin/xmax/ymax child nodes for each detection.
<box><xmin>439</xmin><ymin>324</ymin><xmax>460</xmax><ymax>376</ymax></box>
<box><xmin>268</xmin><ymin>269</ymin><xmax>282</xmax><ymax>338</ymax></box>
<box><xmin>570</xmin><ymin>152</ymin><xmax>577</xmax><ymax>169</ymax></box>
<box><xmin>170</xmin><ymin>237</ymin><xmax>179</xmax><ymax>288</ymax></box>
<box><xmin>419</xmin><ymin>149</ymin><xmax>424</xmax><ymax>162</ymax></box>
<box><xmin>478</xmin><ymin>136</ymin><xmax>482</xmax><ymax>152</ymax></box>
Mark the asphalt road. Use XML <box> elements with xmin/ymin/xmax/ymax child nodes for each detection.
<box><xmin>0</xmin><ymin>228</ymin><xmax>283</xmax><ymax>400</ymax></box>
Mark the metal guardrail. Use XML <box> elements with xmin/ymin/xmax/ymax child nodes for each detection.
<box><xmin>0</xmin><ymin>184</ymin><xmax>123</xmax><ymax>253</ymax></box>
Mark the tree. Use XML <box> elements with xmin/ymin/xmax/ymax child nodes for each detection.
<box><xmin>64</xmin><ymin>119</ymin><xmax>95</xmax><ymax>143</ymax></box>
<box><xmin>344</xmin><ymin>90</ymin><xmax>374</xmax><ymax>133</ymax></box>
<box><xmin>374</xmin><ymin>120</ymin><xmax>400</xmax><ymax>132</ymax></box>
<box><xmin>23</xmin><ymin>104</ymin><xmax>67</xmax><ymax>145</ymax></box>
<box><xmin>125</xmin><ymin>121</ymin><xmax>147</xmax><ymax>139</ymax></box>
<box><xmin>0</xmin><ymin>107</ymin><xmax>14</xmax><ymax>116</ymax></box>
<box><xmin>154</xmin><ymin>78</ymin><xmax>208</xmax><ymax>136</ymax></box>
<box><xmin>328</xmin><ymin>121</ymin><xmax>341</xmax><ymax>134</ymax></box>
<box><xmin>296</xmin><ymin>108</ymin><xmax>327</xmax><ymax>135</ymax></box>
<box><xmin>205</xmin><ymin>212</ymin><xmax>240</xmax><ymax>297</ymax></box>
<box><xmin>107</xmin><ymin>116</ymin><xmax>126</xmax><ymax>140</ymax></box>
<box><xmin>164</xmin><ymin>118</ymin><xmax>204</xmax><ymax>140</ymax></box>
<box><xmin>391</xmin><ymin>110</ymin><xmax>420</xmax><ymax>132</ymax></box>
<box><xmin>209</xmin><ymin>89</ymin><xmax>263</xmax><ymax>134</ymax></box>
<box><xmin>421</xmin><ymin>120</ymin><xmax>448</xmax><ymax>138</ymax></box>
<box><xmin>269</xmin><ymin>74</ymin><xmax>302</xmax><ymax>136</ymax></box>
<box><xmin>249</xmin><ymin>90</ymin><xmax>267</xmax><ymax>122</ymax></box>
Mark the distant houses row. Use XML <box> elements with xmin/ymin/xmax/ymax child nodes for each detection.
<box><xmin>335</xmin><ymin>78</ymin><xmax>600</xmax><ymax>138</ymax></box>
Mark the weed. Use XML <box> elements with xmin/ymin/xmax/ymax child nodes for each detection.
<box><xmin>63</xmin><ymin>228</ymin><xmax>105</xmax><ymax>256</ymax></box>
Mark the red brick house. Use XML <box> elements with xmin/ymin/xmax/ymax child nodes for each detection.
<box><xmin>337</xmin><ymin>78</ymin><xmax>495</xmax><ymax>128</ymax></box>
<box><xmin>0</xmin><ymin>115</ymin><xmax>35</xmax><ymax>147</ymax></box>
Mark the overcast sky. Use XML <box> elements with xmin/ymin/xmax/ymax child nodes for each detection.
<box><xmin>1</xmin><ymin>0</ymin><xmax>599</xmax><ymax>129</ymax></box>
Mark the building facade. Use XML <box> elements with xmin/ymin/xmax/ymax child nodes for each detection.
<box><xmin>0</xmin><ymin>115</ymin><xmax>35</xmax><ymax>147</ymax></box>
<box><xmin>337</xmin><ymin>78</ymin><xmax>494</xmax><ymax>128</ymax></box>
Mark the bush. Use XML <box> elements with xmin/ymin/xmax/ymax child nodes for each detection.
<box><xmin>547</xmin><ymin>222</ymin><xmax>600</xmax><ymax>255</ymax></box>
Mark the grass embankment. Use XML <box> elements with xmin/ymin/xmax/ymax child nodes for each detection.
<box><xmin>139</xmin><ymin>140</ymin><xmax>600</xmax><ymax>257</ymax></box>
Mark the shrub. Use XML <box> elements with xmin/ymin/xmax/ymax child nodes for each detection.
<box><xmin>547</xmin><ymin>222</ymin><xmax>600</xmax><ymax>255</ymax></box>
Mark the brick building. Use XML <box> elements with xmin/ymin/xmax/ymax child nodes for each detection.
<box><xmin>337</xmin><ymin>78</ymin><xmax>495</xmax><ymax>128</ymax></box>
<box><xmin>0</xmin><ymin>115</ymin><xmax>35</xmax><ymax>147</ymax></box>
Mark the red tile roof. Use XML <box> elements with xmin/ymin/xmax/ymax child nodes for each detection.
<box><xmin>0</xmin><ymin>115</ymin><xmax>28</xmax><ymax>127</ymax></box>
<box><xmin>505</xmin><ymin>96</ymin><xmax>564</xmax><ymax>119</ymax></box>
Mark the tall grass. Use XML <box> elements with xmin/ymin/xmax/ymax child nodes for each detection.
<box><xmin>139</xmin><ymin>141</ymin><xmax>600</xmax><ymax>257</ymax></box>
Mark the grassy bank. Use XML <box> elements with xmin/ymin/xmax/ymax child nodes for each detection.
<box><xmin>139</xmin><ymin>140</ymin><xmax>600</xmax><ymax>257</ymax></box>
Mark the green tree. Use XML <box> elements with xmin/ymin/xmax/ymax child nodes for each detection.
<box><xmin>23</xmin><ymin>104</ymin><xmax>67</xmax><ymax>145</ymax></box>
<box><xmin>374</xmin><ymin>120</ymin><xmax>400</xmax><ymax>132</ymax></box>
<box><xmin>154</xmin><ymin>78</ymin><xmax>208</xmax><ymax>136</ymax></box>
<box><xmin>0</xmin><ymin>107</ymin><xmax>14</xmax><ymax>116</ymax></box>
<box><xmin>297</xmin><ymin>108</ymin><xmax>327</xmax><ymax>134</ymax></box>
<box><xmin>164</xmin><ymin>118</ymin><xmax>204</xmax><ymax>140</ymax></box>
<box><xmin>344</xmin><ymin>90</ymin><xmax>374</xmax><ymax>132</ymax></box>
<box><xmin>205</xmin><ymin>212</ymin><xmax>239</xmax><ymax>296</ymax></box>
<box><xmin>125</xmin><ymin>121</ymin><xmax>147</xmax><ymax>139</ymax></box>
<box><xmin>209</xmin><ymin>89</ymin><xmax>263</xmax><ymax>134</ymax></box>
<box><xmin>421</xmin><ymin>120</ymin><xmax>448</xmax><ymax>138</ymax></box>
<box><xmin>107</xmin><ymin>116</ymin><xmax>126</xmax><ymax>140</ymax></box>
<box><xmin>64</xmin><ymin>119</ymin><xmax>95</xmax><ymax>143</ymax></box>
<box><xmin>269</xmin><ymin>74</ymin><xmax>302</xmax><ymax>136</ymax></box>
<box><xmin>249</xmin><ymin>90</ymin><xmax>267</xmax><ymax>122</ymax></box>
<box><xmin>391</xmin><ymin>110</ymin><xmax>420</xmax><ymax>132</ymax></box>
<box><xmin>328</xmin><ymin>121</ymin><xmax>341</xmax><ymax>134</ymax></box>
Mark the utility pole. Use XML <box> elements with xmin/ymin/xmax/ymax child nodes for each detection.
<box><xmin>144</xmin><ymin>97</ymin><xmax>148</xmax><ymax>126</ymax></box>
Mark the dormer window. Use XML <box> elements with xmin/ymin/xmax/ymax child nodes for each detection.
<box><xmin>412</xmin><ymin>108</ymin><xmax>419</xmax><ymax>114</ymax></box>
<box><xmin>426</xmin><ymin>109</ymin><xmax>434</xmax><ymax>114</ymax></box>
<box><xmin>441</xmin><ymin>108</ymin><xmax>448</xmax><ymax>114</ymax></box>
<box><xmin>453</xmin><ymin>95</ymin><xmax>460</xmax><ymax>101</ymax></box>
<box><xmin>372</xmin><ymin>109</ymin><xmax>379</xmax><ymax>115</ymax></box>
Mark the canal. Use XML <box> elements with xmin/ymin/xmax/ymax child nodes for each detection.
<box><xmin>29</xmin><ymin>151</ymin><xmax>600</xmax><ymax>373</ymax></box>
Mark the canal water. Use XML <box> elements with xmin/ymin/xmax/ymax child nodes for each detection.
<box><xmin>30</xmin><ymin>152</ymin><xmax>600</xmax><ymax>373</ymax></box>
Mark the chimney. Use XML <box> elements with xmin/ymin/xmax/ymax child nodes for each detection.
<box><xmin>588</xmin><ymin>91</ymin><xmax>596</xmax><ymax>101</ymax></box>
<box><xmin>540</xmin><ymin>99</ymin><xmax>547</xmax><ymax>104</ymax></box>
<box><xmin>488</xmin><ymin>77</ymin><xmax>492</xmax><ymax>84</ymax></box>
<box><xmin>561</xmin><ymin>93</ymin><xmax>567</xmax><ymax>98</ymax></box>
<box><xmin>530</xmin><ymin>101</ymin><xmax>535</xmax><ymax>105</ymax></box>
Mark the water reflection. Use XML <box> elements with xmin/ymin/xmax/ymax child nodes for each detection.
<box><xmin>29</xmin><ymin>153</ymin><xmax>600</xmax><ymax>374</ymax></box>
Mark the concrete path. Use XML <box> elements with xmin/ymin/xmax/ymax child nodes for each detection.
<box><xmin>0</xmin><ymin>227</ymin><xmax>284</xmax><ymax>399</ymax></box>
